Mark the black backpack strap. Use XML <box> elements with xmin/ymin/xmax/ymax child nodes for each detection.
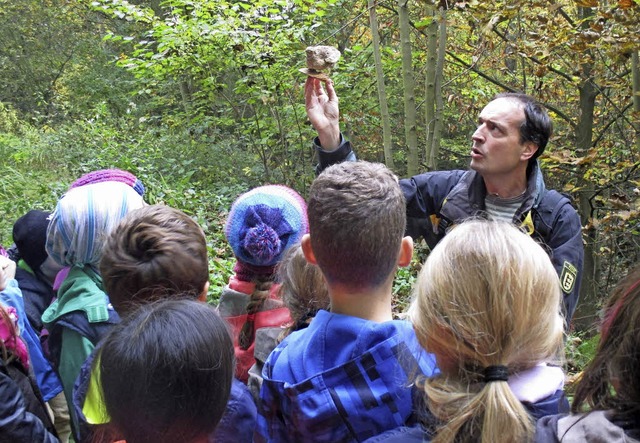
<box><xmin>532</xmin><ymin>190</ymin><xmax>573</xmax><ymax>239</ymax></box>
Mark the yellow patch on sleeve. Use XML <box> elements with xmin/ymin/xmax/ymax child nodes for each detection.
<box><xmin>560</xmin><ymin>261</ymin><xmax>578</xmax><ymax>294</ymax></box>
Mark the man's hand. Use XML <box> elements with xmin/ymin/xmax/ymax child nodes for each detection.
<box><xmin>0</xmin><ymin>256</ymin><xmax>16</xmax><ymax>292</ymax></box>
<box><xmin>305</xmin><ymin>77</ymin><xmax>341</xmax><ymax>151</ymax></box>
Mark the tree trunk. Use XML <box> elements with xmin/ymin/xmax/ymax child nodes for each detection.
<box><xmin>398</xmin><ymin>0</ymin><xmax>419</xmax><ymax>176</ymax></box>
<box><xmin>368</xmin><ymin>0</ymin><xmax>394</xmax><ymax>169</ymax></box>
<box><xmin>424</xmin><ymin>7</ymin><xmax>437</xmax><ymax>168</ymax></box>
<box><xmin>572</xmin><ymin>8</ymin><xmax>599</xmax><ymax>332</ymax></box>
<box><xmin>633</xmin><ymin>51</ymin><xmax>640</xmax><ymax>151</ymax></box>
<box><xmin>428</xmin><ymin>8</ymin><xmax>446</xmax><ymax>170</ymax></box>
<box><xmin>573</xmin><ymin>79</ymin><xmax>599</xmax><ymax>332</ymax></box>
<box><xmin>179</xmin><ymin>78</ymin><xmax>194</xmax><ymax>117</ymax></box>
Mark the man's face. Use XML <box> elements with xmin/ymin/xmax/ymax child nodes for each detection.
<box><xmin>470</xmin><ymin>98</ymin><xmax>535</xmax><ymax>178</ymax></box>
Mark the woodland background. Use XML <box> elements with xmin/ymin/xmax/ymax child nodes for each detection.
<box><xmin>0</xmin><ymin>0</ymin><xmax>638</xmax><ymax>343</ymax></box>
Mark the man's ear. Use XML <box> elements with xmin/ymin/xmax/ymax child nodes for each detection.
<box><xmin>198</xmin><ymin>281</ymin><xmax>210</xmax><ymax>302</ymax></box>
<box><xmin>301</xmin><ymin>234</ymin><xmax>317</xmax><ymax>265</ymax></box>
<box><xmin>521</xmin><ymin>142</ymin><xmax>538</xmax><ymax>161</ymax></box>
<box><xmin>397</xmin><ymin>236</ymin><xmax>414</xmax><ymax>268</ymax></box>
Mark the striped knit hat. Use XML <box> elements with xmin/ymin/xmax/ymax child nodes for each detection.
<box><xmin>70</xmin><ymin>168</ymin><xmax>145</xmax><ymax>197</ymax></box>
<box><xmin>225</xmin><ymin>185</ymin><xmax>308</xmax><ymax>280</ymax></box>
<box><xmin>46</xmin><ymin>181</ymin><xmax>145</xmax><ymax>268</ymax></box>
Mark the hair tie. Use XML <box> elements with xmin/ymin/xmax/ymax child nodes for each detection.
<box><xmin>483</xmin><ymin>365</ymin><xmax>509</xmax><ymax>383</ymax></box>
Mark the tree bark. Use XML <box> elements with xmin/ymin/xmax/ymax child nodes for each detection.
<box><xmin>572</xmin><ymin>7</ymin><xmax>599</xmax><ymax>332</ymax></box>
<box><xmin>368</xmin><ymin>0</ymin><xmax>394</xmax><ymax>169</ymax></box>
<box><xmin>633</xmin><ymin>51</ymin><xmax>640</xmax><ymax>151</ymax></box>
<box><xmin>428</xmin><ymin>7</ymin><xmax>446</xmax><ymax>170</ymax></box>
<box><xmin>424</xmin><ymin>6</ymin><xmax>437</xmax><ymax>168</ymax></box>
<box><xmin>398</xmin><ymin>0</ymin><xmax>419</xmax><ymax>176</ymax></box>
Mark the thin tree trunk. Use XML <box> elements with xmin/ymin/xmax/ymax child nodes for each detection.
<box><xmin>572</xmin><ymin>7</ymin><xmax>599</xmax><ymax>332</ymax></box>
<box><xmin>398</xmin><ymin>0</ymin><xmax>419</xmax><ymax>176</ymax></box>
<box><xmin>428</xmin><ymin>8</ymin><xmax>446</xmax><ymax>170</ymax></box>
<box><xmin>179</xmin><ymin>79</ymin><xmax>193</xmax><ymax>117</ymax></box>
<box><xmin>368</xmin><ymin>0</ymin><xmax>394</xmax><ymax>169</ymax></box>
<box><xmin>424</xmin><ymin>7</ymin><xmax>437</xmax><ymax>167</ymax></box>
<box><xmin>633</xmin><ymin>51</ymin><xmax>640</xmax><ymax>151</ymax></box>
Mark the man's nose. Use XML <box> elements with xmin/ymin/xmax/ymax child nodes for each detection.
<box><xmin>472</xmin><ymin>126</ymin><xmax>484</xmax><ymax>142</ymax></box>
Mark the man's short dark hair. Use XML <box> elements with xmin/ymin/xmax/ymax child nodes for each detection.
<box><xmin>495</xmin><ymin>92</ymin><xmax>553</xmax><ymax>163</ymax></box>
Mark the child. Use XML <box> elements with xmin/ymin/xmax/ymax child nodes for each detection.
<box><xmin>368</xmin><ymin>220</ymin><xmax>566</xmax><ymax>442</ymax></box>
<box><xmin>278</xmin><ymin>245</ymin><xmax>330</xmax><ymax>336</ymax></box>
<box><xmin>41</xmin><ymin>181</ymin><xmax>144</xmax><ymax>434</ymax></box>
<box><xmin>0</xmin><ymin>258</ymin><xmax>58</xmax><ymax>442</ymax></box>
<box><xmin>256</xmin><ymin>161</ymin><xmax>439</xmax><ymax>443</ymax></box>
<box><xmin>535</xmin><ymin>264</ymin><xmax>640</xmax><ymax>442</ymax></box>
<box><xmin>74</xmin><ymin>204</ymin><xmax>256</xmax><ymax>443</ymax></box>
<box><xmin>218</xmin><ymin>185</ymin><xmax>308</xmax><ymax>383</ymax></box>
<box><xmin>1</xmin><ymin>235</ymin><xmax>69</xmax><ymax>441</ymax></box>
<box><xmin>49</xmin><ymin>168</ymin><xmax>146</xmax><ymax>292</ymax></box>
<box><xmin>247</xmin><ymin>245</ymin><xmax>330</xmax><ymax>401</ymax></box>
<box><xmin>99</xmin><ymin>299</ymin><xmax>234</xmax><ymax>443</ymax></box>
<box><xmin>9</xmin><ymin>210</ymin><xmax>61</xmax><ymax>332</ymax></box>
<box><xmin>99</xmin><ymin>204</ymin><xmax>209</xmax><ymax>312</ymax></box>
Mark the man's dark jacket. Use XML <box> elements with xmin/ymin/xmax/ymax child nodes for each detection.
<box><xmin>315</xmin><ymin>138</ymin><xmax>584</xmax><ymax>323</ymax></box>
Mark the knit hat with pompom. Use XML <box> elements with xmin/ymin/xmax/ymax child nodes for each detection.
<box><xmin>225</xmin><ymin>185</ymin><xmax>308</xmax><ymax>281</ymax></box>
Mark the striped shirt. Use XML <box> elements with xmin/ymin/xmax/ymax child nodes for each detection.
<box><xmin>485</xmin><ymin>193</ymin><xmax>526</xmax><ymax>223</ymax></box>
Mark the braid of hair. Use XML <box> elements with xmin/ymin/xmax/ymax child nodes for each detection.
<box><xmin>238</xmin><ymin>276</ymin><xmax>274</xmax><ymax>350</ymax></box>
<box><xmin>281</xmin><ymin>309</ymin><xmax>318</xmax><ymax>340</ymax></box>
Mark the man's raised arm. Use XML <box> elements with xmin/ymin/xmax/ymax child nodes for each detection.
<box><xmin>305</xmin><ymin>78</ymin><xmax>356</xmax><ymax>174</ymax></box>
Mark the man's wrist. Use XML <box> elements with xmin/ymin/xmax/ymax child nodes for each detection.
<box><xmin>317</xmin><ymin>128</ymin><xmax>341</xmax><ymax>151</ymax></box>
<box><xmin>314</xmin><ymin>135</ymin><xmax>354</xmax><ymax>174</ymax></box>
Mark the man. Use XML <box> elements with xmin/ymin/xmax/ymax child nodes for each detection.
<box><xmin>305</xmin><ymin>77</ymin><xmax>583</xmax><ymax>326</ymax></box>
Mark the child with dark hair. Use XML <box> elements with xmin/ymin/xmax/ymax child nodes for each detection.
<box><xmin>9</xmin><ymin>210</ymin><xmax>61</xmax><ymax>332</ymax></box>
<box><xmin>218</xmin><ymin>185</ymin><xmax>308</xmax><ymax>383</ymax></box>
<box><xmin>0</xmin><ymin>257</ymin><xmax>58</xmax><ymax>442</ymax></box>
<box><xmin>41</xmin><ymin>181</ymin><xmax>144</xmax><ymax>436</ymax></box>
<box><xmin>247</xmin><ymin>245</ymin><xmax>330</xmax><ymax>401</ymax></box>
<box><xmin>98</xmin><ymin>299</ymin><xmax>234</xmax><ymax>443</ymax></box>
<box><xmin>536</xmin><ymin>264</ymin><xmax>640</xmax><ymax>442</ymax></box>
<box><xmin>256</xmin><ymin>161</ymin><xmax>439</xmax><ymax>443</ymax></box>
<box><xmin>74</xmin><ymin>205</ymin><xmax>256</xmax><ymax>443</ymax></box>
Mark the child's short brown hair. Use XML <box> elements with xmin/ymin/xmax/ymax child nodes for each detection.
<box><xmin>100</xmin><ymin>205</ymin><xmax>209</xmax><ymax>314</ymax></box>
<box><xmin>307</xmin><ymin>161</ymin><xmax>406</xmax><ymax>289</ymax></box>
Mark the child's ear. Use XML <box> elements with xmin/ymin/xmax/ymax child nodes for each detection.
<box><xmin>198</xmin><ymin>281</ymin><xmax>210</xmax><ymax>302</ymax></box>
<box><xmin>301</xmin><ymin>234</ymin><xmax>317</xmax><ymax>265</ymax></box>
<box><xmin>397</xmin><ymin>236</ymin><xmax>414</xmax><ymax>267</ymax></box>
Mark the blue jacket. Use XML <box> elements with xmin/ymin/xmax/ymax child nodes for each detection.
<box><xmin>255</xmin><ymin>310</ymin><xmax>439</xmax><ymax>443</ymax></box>
<box><xmin>315</xmin><ymin>139</ymin><xmax>584</xmax><ymax>324</ymax></box>
<box><xmin>0</xmin><ymin>280</ymin><xmax>63</xmax><ymax>402</ymax></box>
<box><xmin>364</xmin><ymin>389</ymin><xmax>569</xmax><ymax>442</ymax></box>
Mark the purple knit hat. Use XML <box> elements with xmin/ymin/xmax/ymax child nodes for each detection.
<box><xmin>225</xmin><ymin>185</ymin><xmax>308</xmax><ymax>281</ymax></box>
<box><xmin>69</xmin><ymin>169</ymin><xmax>145</xmax><ymax>197</ymax></box>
